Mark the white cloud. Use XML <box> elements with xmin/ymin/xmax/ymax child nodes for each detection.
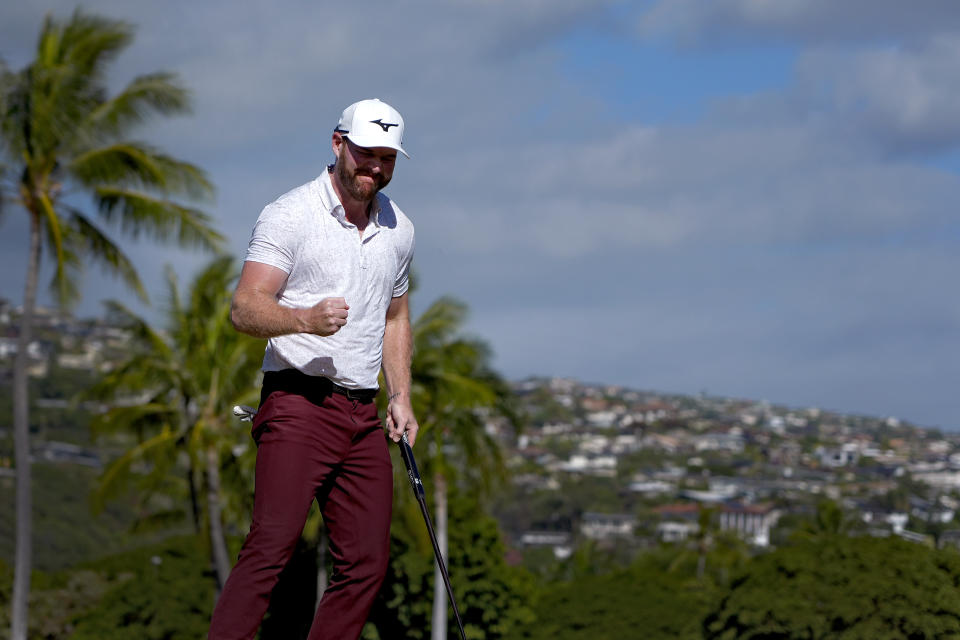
<box><xmin>3</xmin><ymin>0</ymin><xmax>959</xmax><ymax>427</ymax></box>
<box><xmin>473</xmin><ymin>244</ymin><xmax>960</xmax><ymax>427</ymax></box>
<box><xmin>637</xmin><ymin>0</ymin><xmax>960</xmax><ymax>45</ymax></box>
<box><xmin>407</xmin><ymin>118</ymin><xmax>960</xmax><ymax>260</ymax></box>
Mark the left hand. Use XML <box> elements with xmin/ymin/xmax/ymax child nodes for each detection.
<box><xmin>386</xmin><ymin>397</ymin><xmax>419</xmax><ymax>446</ymax></box>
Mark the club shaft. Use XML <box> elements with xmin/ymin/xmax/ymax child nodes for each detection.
<box><xmin>399</xmin><ymin>437</ymin><xmax>467</xmax><ymax>640</ymax></box>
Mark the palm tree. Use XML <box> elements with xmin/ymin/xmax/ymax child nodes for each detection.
<box><xmin>87</xmin><ymin>256</ymin><xmax>263</xmax><ymax>592</ymax></box>
<box><xmin>403</xmin><ymin>297</ymin><xmax>517</xmax><ymax>640</ymax></box>
<box><xmin>0</xmin><ymin>10</ymin><xmax>221</xmax><ymax>637</ymax></box>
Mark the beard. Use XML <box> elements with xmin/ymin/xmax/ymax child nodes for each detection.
<box><xmin>334</xmin><ymin>157</ymin><xmax>390</xmax><ymax>202</ymax></box>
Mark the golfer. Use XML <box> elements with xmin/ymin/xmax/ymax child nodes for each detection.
<box><xmin>208</xmin><ymin>98</ymin><xmax>418</xmax><ymax>640</ymax></box>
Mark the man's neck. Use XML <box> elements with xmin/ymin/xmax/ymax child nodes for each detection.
<box><xmin>330</xmin><ymin>169</ymin><xmax>373</xmax><ymax>231</ymax></box>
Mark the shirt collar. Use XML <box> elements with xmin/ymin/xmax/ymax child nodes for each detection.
<box><xmin>319</xmin><ymin>166</ymin><xmax>382</xmax><ymax>228</ymax></box>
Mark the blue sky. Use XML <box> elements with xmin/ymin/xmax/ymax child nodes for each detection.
<box><xmin>2</xmin><ymin>1</ymin><xmax>958</xmax><ymax>429</ymax></box>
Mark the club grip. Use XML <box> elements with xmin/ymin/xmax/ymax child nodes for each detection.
<box><xmin>398</xmin><ymin>435</ymin><xmax>426</xmax><ymax>499</ymax></box>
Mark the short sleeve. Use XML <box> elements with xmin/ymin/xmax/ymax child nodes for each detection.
<box><xmin>245</xmin><ymin>202</ymin><xmax>298</xmax><ymax>273</ymax></box>
<box><xmin>393</xmin><ymin>231</ymin><xmax>415</xmax><ymax>297</ymax></box>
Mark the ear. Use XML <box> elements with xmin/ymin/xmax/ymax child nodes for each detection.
<box><xmin>332</xmin><ymin>131</ymin><xmax>345</xmax><ymax>157</ymax></box>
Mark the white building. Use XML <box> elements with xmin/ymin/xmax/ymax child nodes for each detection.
<box><xmin>581</xmin><ymin>512</ymin><xmax>636</xmax><ymax>541</ymax></box>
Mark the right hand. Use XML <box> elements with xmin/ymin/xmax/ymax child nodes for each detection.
<box><xmin>300</xmin><ymin>297</ymin><xmax>349</xmax><ymax>336</ymax></box>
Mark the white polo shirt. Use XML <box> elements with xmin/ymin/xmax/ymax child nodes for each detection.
<box><xmin>244</xmin><ymin>168</ymin><xmax>415</xmax><ymax>389</ymax></box>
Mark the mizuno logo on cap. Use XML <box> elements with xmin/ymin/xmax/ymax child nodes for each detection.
<box><xmin>370</xmin><ymin>119</ymin><xmax>399</xmax><ymax>132</ymax></box>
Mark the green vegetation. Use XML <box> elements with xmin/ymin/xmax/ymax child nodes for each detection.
<box><xmin>86</xmin><ymin>256</ymin><xmax>263</xmax><ymax>590</ymax></box>
<box><xmin>4</xmin><ymin>10</ymin><xmax>960</xmax><ymax>640</ymax></box>
<box><xmin>704</xmin><ymin>537</ymin><xmax>960</xmax><ymax>639</ymax></box>
<box><xmin>1</xmin><ymin>8</ymin><xmax>221</xmax><ymax>636</ymax></box>
<box><xmin>511</xmin><ymin>554</ymin><xmax>718</xmax><ymax>640</ymax></box>
<box><xmin>368</xmin><ymin>492</ymin><xmax>536</xmax><ymax>640</ymax></box>
<box><xmin>0</xmin><ymin>463</ymin><xmax>180</xmax><ymax>573</ymax></box>
<box><xmin>0</xmin><ymin>536</ymin><xmax>215</xmax><ymax>639</ymax></box>
<box><xmin>392</xmin><ymin>294</ymin><xmax>520</xmax><ymax>637</ymax></box>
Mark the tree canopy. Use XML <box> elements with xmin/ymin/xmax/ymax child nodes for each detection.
<box><xmin>704</xmin><ymin>536</ymin><xmax>960</xmax><ymax>639</ymax></box>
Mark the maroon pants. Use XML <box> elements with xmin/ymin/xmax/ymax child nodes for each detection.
<box><xmin>208</xmin><ymin>376</ymin><xmax>392</xmax><ymax>640</ymax></box>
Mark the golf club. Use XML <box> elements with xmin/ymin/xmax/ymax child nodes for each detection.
<box><xmin>398</xmin><ymin>432</ymin><xmax>468</xmax><ymax>640</ymax></box>
<box><xmin>232</xmin><ymin>405</ymin><xmax>467</xmax><ymax>639</ymax></box>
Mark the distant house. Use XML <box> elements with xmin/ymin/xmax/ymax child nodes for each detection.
<box><xmin>909</xmin><ymin>496</ymin><xmax>956</xmax><ymax>524</ymax></box>
<box><xmin>560</xmin><ymin>454</ymin><xmax>616</xmax><ymax>476</ymax></box>
<box><xmin>816</xmin><ymin>444</ymin><xmax>859</xmax><ymax>468</ymax></box>
<box><xmin>39</xmin><ymin>441</ymin><xmax>101</xmax><ymax>468</ymax></box>
<box><xmin>580</xmin><ymin>512</ymin><xmax>636</xmax><ymax>541</ymax></box>
<box><xmin>611</xmin><ymin>434</ymin><xmax>641</xmax><ymax>454</ymax></box>
<box><xmin>911</xmin><ymin>470</ymin><xmax>960</xmax><ymax>490</ymax></box>
<box><xmin>718</xmin><ymin>502</ymin><xmax>780</xmax><ymax>547</ymax></box>
<box><xmin>694</xmin><ymin>432</ymin><xmax>745</xmax><ymax>453</ymax></box>
<box><xmin>643</xmin><ymin>433</ymin><xmax>681</xmax><ymax>453</ymax></box>
<box><xmin>653</xmin><ymin>502</ymin><xmax>780</xmax><ymax>547</ymax></box>
<box><xmin>652</xmin><ymin>503</ymin><xmax>702</xmax><ymax>544</ymax></box>
<box><xmin>585</xmin><ymin>410</ymin><xmax>618</xmax><ymax>428</ymax></box>
<box><xmin>628</xmin><ymin>479</ymin><xmax>674</xmax><ymax>495</ymax></box>
<box><xmin>860</xmin><ymin>508</ymin><xmax>908</xmax><ymax>534</ymax></box>
<box><xmin>657</xmin><ymin>521</ymin><xmax>698</xmax><ymax>543</ymax></box>
<box><xmin>520</xmin><ymin>531</ymin><xmax>573</xmax><ymax>559</ymax></box>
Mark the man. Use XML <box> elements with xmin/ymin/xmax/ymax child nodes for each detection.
<box><xmin>208</xmin><ymin>98</ymin><xmax>418</xmax><ymax>640</ymax></box>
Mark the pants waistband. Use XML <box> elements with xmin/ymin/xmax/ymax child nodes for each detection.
<box><xmin>262</xmin><ymin>370</ymin><xmax>379</xmax><ymax>403</ymax></box>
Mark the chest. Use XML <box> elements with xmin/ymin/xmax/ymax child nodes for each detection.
<box><xmin>292</xmin><ymin>223</ymin><xmax>398</xmax><ymax>294</ymax></box>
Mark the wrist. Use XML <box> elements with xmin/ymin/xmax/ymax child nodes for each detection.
<box><xmin>388</xmin><ymin>391</ymin><xmax>408</xmax><ymax>403</ymax></box>
<box><xmin>291</xmin><ymin>307</ymin><xmax>309</xmax><ymax>334</ymax></box>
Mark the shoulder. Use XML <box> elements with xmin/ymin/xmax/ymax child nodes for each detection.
<box><xmin>263</xmin><ymin>178</ymin><xmax>321</xmax><ymax>217</ymax></box>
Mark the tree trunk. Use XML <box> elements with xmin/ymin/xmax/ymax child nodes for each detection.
<box><xmin>431</xmin><ymin>472</ymin><xmax>448</xmax><ymax>640</ymax></box>
<box><xmin>11</xmin><ymin>214</ymin><xmax>41</xmax><ymax>640</ymax></box>
<box><xmin>206</xmin><ymin>444</ymin><xmax>232</xmax><ymax>594</ymax></box>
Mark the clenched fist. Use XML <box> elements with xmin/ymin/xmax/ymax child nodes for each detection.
<box><xmin>299</xmin><ymin>297</ymin><xmax>349</xmax><ymax>336</ymax></box>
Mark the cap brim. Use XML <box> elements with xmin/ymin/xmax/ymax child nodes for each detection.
<box><xmin>344</xmin><ymin>133</ymin><xmax>409</xmax><ymax>159</ymax></box>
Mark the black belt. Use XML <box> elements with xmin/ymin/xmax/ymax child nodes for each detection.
<box><xmin>262</xmin><ymin>369</ymin><xmax>379</xmax><ymax>403</ymax></box>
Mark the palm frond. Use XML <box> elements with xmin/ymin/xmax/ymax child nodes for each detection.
<box><xmin>37</xmin><ymin>190</ymin><xmax>68</xmax><ymax>303</ymax></box>
<box><xmin>406</xmin><ymin>293</ymin><xmax>514</xmax><ymax>498</ymax></box>
<box><xmin>413</xmin><ymin>296</ymin><xmax>468</xmax><ymax>347</ymax></box>
<box><xmin>29</xmin><ymin>13</ymin><xmax>118</xmax><ymax>156</ymax></box>
<box><xmin>91</xmin><ymin>427</ymin><xmax>179</xmax><ymax>513</ymax></box>
<box><xmin>52</xmin><ymin>9</ymin><xmax>133</xmax><ymax>78</ymax></box>
<box><xmin>85</xmin><ymin>72</ymin><xmax>190</xmax><ymax>138</ymax></box>
<box><xmin>0</xmin><ymin>64</ymin><xmax>28</xmax><ymax>157</ymax></box>
<box><xmin>100</xmin><ymin>299</ymin><xmax>172</xmax><ymax>356</ymax></box>
<box><xmin>89</xmin><ymin>402</ymin><xmax>176</xmax><ymax>438</ymax></box>
<box><xmin>67</xmin><ymin>209</ymin><xmax>147</xmax><ymax>301</ymax></box>
<box><xmin>71</xmin><ymin>141</ymin><xmax>213</xmax><ymax>200</ymax></box>
<box><xmin>128</xmin><ymin>508</ymin><xmax>189</xmax><ymax>534</ymax></box>
<box><xmin>91</xmin><ymin>256</ymin><xmax>261</xmax><ymax>538</ymax></box>
<box><xmin>5</xmin><ymin>9</ymin><xmax>222</xmax><ymax>327</ymax></box>
<box><xmin>95</xmin><ymin>186</ymin><xmax>224</xmax><ymax>251</ymax></box>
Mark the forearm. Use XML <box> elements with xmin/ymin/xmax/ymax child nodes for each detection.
<box><xmin>230</xmin><ymin>287</ymin><xmax>306</xmax><ymax>338</ymax></box>
<box><xmin>382</xmin><ymin>293</ymin><xmax>417</xmax><ymax>444</ymax></box>
<box><xmin>381</xmin><ymin>311</ymin><xmax>413</xmax><ymax>400</ymax></box>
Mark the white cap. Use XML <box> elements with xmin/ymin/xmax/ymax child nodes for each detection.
<box><xmin>335</xmin><ymin>98</ymin><xmax>409</xmax><ymax>158</ymax></box>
